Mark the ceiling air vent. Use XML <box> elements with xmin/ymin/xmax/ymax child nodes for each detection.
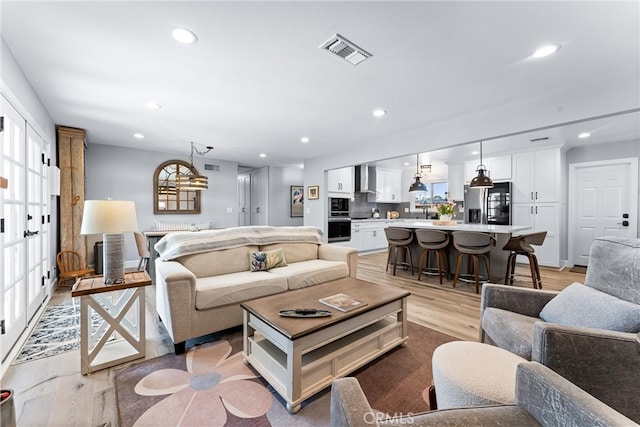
<box><xmin>320</xmin><ymin>34</ymin><xmax>372</xmax><ymax>66</ymax></box>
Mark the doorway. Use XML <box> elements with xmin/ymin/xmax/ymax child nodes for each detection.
<box><xmin>1</xmin><ymin>95</ymin><xmax>51</xmax><ymax>362</ymax></box>
<box><xmin>568</xmin><ymin>158</ymin><xmax>638</xmax><ymax>267</ymax></box>
<box><xmin>237</xmin><ymin>167</ymin><xmax>268</xmax><ymax>226</ymax></box>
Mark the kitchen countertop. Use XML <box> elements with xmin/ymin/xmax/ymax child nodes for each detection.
<box><xmin>387</xmin><ymin>219</ymin><xmax>530</xmax><ymax>234</ymax></box>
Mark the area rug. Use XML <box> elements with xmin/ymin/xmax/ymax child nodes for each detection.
<box><xmin>114</xmin><ymin>322</ymin><xmax>456</xmax><ymax>427</ymax></box>
<box><xmin>13</xmin><ymin>303</ymin><xmax>114</xmax><ymax>364</ymax></box>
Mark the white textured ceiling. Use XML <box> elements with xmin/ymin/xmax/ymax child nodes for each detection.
<box><xmin>2</xmin><ymin>1</ymin><xmax>639</xmax><ymax>167</ymax></box>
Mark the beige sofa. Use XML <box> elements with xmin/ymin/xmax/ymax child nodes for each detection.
<box><xmin>154</xmin><ymin>226</ymin><xmax>358</xmax><ymax>353</ymax></box>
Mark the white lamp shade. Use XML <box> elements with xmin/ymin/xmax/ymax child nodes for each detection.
<box><xmin>80</xmin><ymin>200</ymin><xmax>139</xmax><ymax>235</ymax></box>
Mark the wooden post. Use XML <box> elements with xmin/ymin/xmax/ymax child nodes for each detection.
<box><xmin>57</xmin><ymin>126</ymin><xmax>87</xmax><ymax>262</ymax></box>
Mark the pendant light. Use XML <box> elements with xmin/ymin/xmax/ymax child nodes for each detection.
<box><xmin>408</xmin><ymin>153</ymin><xmax>428</xmax><ymax>192</ymax></box>
<box><xmin>469</xmin><ymin>141</ymin><xmax>494</xmax><ymax>188</ymax></box>
<box><xmin>176</xmin><ymin>141</ymin><xmax>213</xmax><ymax>191</ymax></box>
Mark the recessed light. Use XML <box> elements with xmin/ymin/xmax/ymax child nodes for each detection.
<box><xmin>259</xmin><ymin>153</ymin><xmax>267</xmax><ymax>158</ymax></box>
<box><xmin>301</xmin><ymin>137</ymin><xmax>310</xmax><ymax>143</ymax></box>
<box><xmin>145</xmin><ymin>102</ymin><xmax>161</xmax><ymax>110</ymax></box>
<box><xmin>373</xmin><ymin>109</ymin><xmax>387</xmax><ymax>117</ymax></box>
<box><xmin>133</xmin><ymin>133</ymin><xmax>144</xmax><ymax>139</ymax></box>
<box><xmin>532</xmin><ymin>44</ymin><xmax>561</xmax><ymax>58</ymax></box>
<box><xmin>471</xmin><ymin>150</ymin><xmax>479</xmax><ymax>155</ymax></box>
<box><xmin>578</xmin><ymin>132</ymin><xmax>591</xmax><ymax>139</ymax></box>
<box><xmin>172</xmin><ymin>27</ymin><xmax>198</xmax><ymax>44</ymax></box>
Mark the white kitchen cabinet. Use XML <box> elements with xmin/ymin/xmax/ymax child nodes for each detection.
<box><xmin>351</xmin><ymin>221</ymin><xmax>388</xmax><ymax>252</ymax></box>
<box><xmin>447</xmin><ymin>163</ymin><xmax>465</xmax><ymax>201</ymax></box>
<box><xmin>327</xmin><ymin>167</ymin><xmax>353</xmax><ymax>196</ymax></box>
<box><xmin>512</xmin><ymin>202</ymin><xmax>560</xmax><ymax>267</ymax></box>
<box><xmin>465</xmin><ymin>155</ymin><xmax>512</xmax><ymax>183</ymax></box>
<box><xmin>512</xmin><ymin>149</ymin><xmax>561</xmax><ymax>203</ymax></box>
<box><xmin>375</xmin><ymin>168</ymin><xmax>402</xmax><ymax>203</ymax></box>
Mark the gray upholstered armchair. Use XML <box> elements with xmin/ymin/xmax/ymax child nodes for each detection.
<box><xmin>480</xmin><ymin>236</ymin><xmax>640</xmax><ymax>422</ymax></box>
<box><xmin>330</xmin><ymin>362</ymin><xmax>637</xmax><ymax>426</ymax></box>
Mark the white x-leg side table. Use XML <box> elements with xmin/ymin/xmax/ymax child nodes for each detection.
<box><xmin>71</xmin><ymin>271</ymin><xmax>151</xmax><ymax>375</ymax></box>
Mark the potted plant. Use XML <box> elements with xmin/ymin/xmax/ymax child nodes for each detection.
<box><xmin>436</xmin><ymin>201</ymin><xmax>456</xmax><ymax>221</ymax></box>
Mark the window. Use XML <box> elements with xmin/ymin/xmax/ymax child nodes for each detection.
<box><xmin>153</xmin><ymin>160</ymin><xmax>201</xmax><ymax>214</ymax></box>
<box><xmin>411</xmin><ymin>181</ymin><xmax>448</xmax><ymax>212</ymax></box>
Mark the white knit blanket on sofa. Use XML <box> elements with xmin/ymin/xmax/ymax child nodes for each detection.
<box><xmin>154</xmin><ymin>226</ymin><xmax>324</xmax><ymax>261</ymax></box>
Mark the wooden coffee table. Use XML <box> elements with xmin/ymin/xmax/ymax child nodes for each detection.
<box><xmin>241</xmin><ymin>277</ymin><xmax>410</xmax><ymax>413</ymax></box>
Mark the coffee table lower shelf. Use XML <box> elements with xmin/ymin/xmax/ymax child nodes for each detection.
<box><xmin>243</xmin><ymin>298</ymin><xmax>408</xmax><ymax>413</ymax></box>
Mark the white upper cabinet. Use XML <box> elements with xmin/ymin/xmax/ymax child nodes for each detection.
<box><xmin>447</xmin><ymin>163</ymin><xmax>465</xmax><ymax>201</ymax></box>
<box><xmin>327</xmin><ymin>167</ymin><xmax>354</xmax><ymax>196</ymax></box>
<box><xmin>465</xmin><ymin>155</ymin><xmax>512</xmax><ymax>183</ymax></box>
<box><xmin>512</xmin><ymin>149</ymin><xmax>561</xmax><ymax>203</ymax></box>
<box><xmin>376</xmin><ymin>168</ymin><xmax>402</xmax><ymax>203</ymax></box>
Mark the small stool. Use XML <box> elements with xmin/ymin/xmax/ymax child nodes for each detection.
<box><xmin>503</xmin><ymin>231</ymin><xmax>547</xmax><ymax>289</ymax></box>
<box><xmin>452</xmin><ymin>231</ymin><xmax>496</xmax><ymax>293</ymax></box>
<box><xmin>431</xmin><ymin>341</ymin><xmax>526</xmax><ymax>409</ymax></box>
<box><xmin>415</xmin><ymin>229</ymin><xmax>450</xmax><ymax>284</ymax></box>
<box><xmin>384</xmin><ymin>227</ymin><xmax>414</xmax><ymax>276</ymax></box>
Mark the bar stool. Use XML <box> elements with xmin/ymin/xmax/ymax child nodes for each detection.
<box><xmin>415</xmin><ymin>229</ymin><xmax>450</xmax><ymax>284</ymax></box>
<box><xmin>452</xmin><ymin>231</ymin><xmax>496</xmax><ymax>294</ymax></box>
<box><xmin>384</xmin><ymin>227</ymin><xmax>414</xmax><ymax>276</ymax></box>
<box><xmin>503</xmin><ymin>231</ymin><xmax>547</xmax><ymax>289</ymax></box>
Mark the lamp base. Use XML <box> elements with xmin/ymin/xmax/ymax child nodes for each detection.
<box><xmin>103</xmin><ymin>233</ymin><xmax>125</xmax><ymax>285</ymax></box>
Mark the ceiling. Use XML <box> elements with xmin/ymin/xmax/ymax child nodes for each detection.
<box><xmin>2</xmin><ymin>1</ymin><xmax>639</xmax><ymax>168</ymax></box>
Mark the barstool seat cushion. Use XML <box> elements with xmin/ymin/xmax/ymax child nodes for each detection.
<box><xmin>432</xmin><ymin>341</ymin><xmax>526</xmax><ymax>409</ymax></box>
<box><xmin>482</xmin><ymin>308</ymin><xmax>539</xmax><ymax>360</ymax></box>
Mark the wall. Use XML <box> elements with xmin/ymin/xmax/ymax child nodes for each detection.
<box><xmin>268</xmin><ymin>166</ymin><xmax>304</xmax><ymax>226</ymax></box>
<box><xmin>84</xmin><ymin>143</ymin><xmax>239</xmax><ymax>263</ymax></box>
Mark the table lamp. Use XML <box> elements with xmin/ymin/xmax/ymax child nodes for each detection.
<box><xmin>80</xmin><ymin>200</ymin><xmax>138</xmax><ymax>284</ymax></box>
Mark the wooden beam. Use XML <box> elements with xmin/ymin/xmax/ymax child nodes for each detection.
<box><xmin>0</xmin><ymin>176</ymin><xmax>7</xmax><ymax>189</ymax></box>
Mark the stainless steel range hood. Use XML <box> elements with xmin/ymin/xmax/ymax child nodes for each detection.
<box><xmin>354</xmin><ymin>165</ymin><xmax>377</xmax><ymax>193</ymax></box>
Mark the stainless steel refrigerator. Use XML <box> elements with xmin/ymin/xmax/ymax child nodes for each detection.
<box><xmin>464</xmin><ymin>182</ymin><xmax>512</xmax><ymax>225</ymax></box>
<box><xmin>464</xmin><ymin>185</ymin><xmax>486</xmax><ymax>224</ymax></box>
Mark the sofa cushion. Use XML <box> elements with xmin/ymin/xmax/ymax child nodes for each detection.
<box><xmin>260</xmin><ymin>243</ymin><xmax>318</xmax><ymax>264</ymax></box>
<box><xmin>482</xmin><ymin>308</ymin><xmax>540</xmax><ymax>360</ymax></box>
<box><xmin>249</xmin><ymin>248</ymin><xmax>287</xmax><ymax>272</ymax></box>
<box><xmin>539</xmin><ymin>283</ymin><xmax>640</xmax><ymax>333</ymax></box>
<box><xmin>195</xmin><ymin>271</ymin><xmax>288</xmax><ymax>310</ymax></box>
<box><xmin>268</xmin><ymin>259</ymin><xmax>349</xmax><ymax>290</ymax></box>
<box><xmin>178</xmin><ymin>245</ymin><xmax>259</xmax><ymax>278</ymax></box>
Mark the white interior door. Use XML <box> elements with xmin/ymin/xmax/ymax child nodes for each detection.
<box><xmin>1</xmin><ymin>95</ymin><xmax>28</xmax><ymax>361</ymax></box>
<box><xmin>237</xmin><ymin>174</ymin><xmax>250</xmax><ymax>226</ymax></box>
<box><xmin>569</xmin><ymin>158</ymin><xmax>639</xmax><ymax>266</ymax></box>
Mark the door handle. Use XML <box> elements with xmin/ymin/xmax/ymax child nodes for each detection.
<box><xmin>24</xmin><ymin>230</ymin><xmax>39</xmax><ymax>238</ymax></box>
<box><xmin>617</xmin><ymin>221</ymin><xmax>630</xmax><ymax>227</ymax></box>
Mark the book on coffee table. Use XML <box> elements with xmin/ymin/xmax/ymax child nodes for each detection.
<box><xmin>319</xmin><ymin>293</ymin><xmax>367</xmax><ymax>312</ymax></box>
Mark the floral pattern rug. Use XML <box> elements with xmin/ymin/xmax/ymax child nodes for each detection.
<box><xmin>115</xmin><ymin>323</ymin><xmax>456</xmax><ymax>427</ymax></box>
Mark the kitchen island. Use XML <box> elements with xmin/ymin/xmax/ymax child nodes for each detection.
<box><xmin>387</xmin><ymin>220</ymin><xmax>531</xmax><ymax>284</ymax></box>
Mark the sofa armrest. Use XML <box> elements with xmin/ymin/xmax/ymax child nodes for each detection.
<box><xmin>516</xmin><ymin>362</ymin><xmax>637</xmax><ymax>426</ymax></box>
<box><xmin>155</xmin><ymin>259</ymin><xmax>197</xmax><ymax>344</ymax></box>
<box><xmin>532</xmin><ymin>323</ymin><xmax>640</xmax><ymax>421</ymax></box>
<box><xmin>331</xmin><ymin>378</ymin><xmax>377</xmax><ymax>427</ymax></box>
<box><xmin>481</xmin><ymin>284</ymin><xmax>558</xmax><ymax>318</ymax></box>
<box><xmin>318</xmin><ymin>244</ymin><xmax>358</xmax><ymax>278</ymax></box>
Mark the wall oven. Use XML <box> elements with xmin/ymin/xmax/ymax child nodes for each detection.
<box><xmin>328</xmin><ymin>218</ymin><xmax>351</xmax><ymax>242</ymax></box>
<box><xmin>328</xmin><ymin>197</ymin><xmax>351</xmax><ymax>242</ymax></box>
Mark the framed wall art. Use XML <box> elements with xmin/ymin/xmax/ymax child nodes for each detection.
<box><xmin>307</xmin><ymin>185</ymin><xmax>319</xmax><ymax>200</ymax></box>
<box><xmin>290</xmin><ymin>185</ymin><xmax>304</xmax><ymax>217</ymax></box>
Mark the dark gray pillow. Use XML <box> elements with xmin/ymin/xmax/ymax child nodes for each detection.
<box><xmin>540</xmin><ymin>283</ymin><xmax>640</xmax><ymax>332</ymax></box>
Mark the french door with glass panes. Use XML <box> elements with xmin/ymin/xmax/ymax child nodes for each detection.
<box><xmin>1</xmin><ymin>95</ymin><xmax>51</xmax><ymax>362</ymax></box>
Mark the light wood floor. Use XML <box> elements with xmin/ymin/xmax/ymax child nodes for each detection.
<box><xmin>1</xmin><ymin>252</ymin><xmax>585</xmax><ymax>427</ymax></box>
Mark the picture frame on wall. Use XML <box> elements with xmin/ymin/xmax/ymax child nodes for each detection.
<box><xmin>308</xmin><ymin>185</ymin><xmax>319</xmax><ymax>200</ymax></box>
<box><xmin>290</xmin><ymin>185</ymin><xmax>304</xmax><ymax>217</ymax></box>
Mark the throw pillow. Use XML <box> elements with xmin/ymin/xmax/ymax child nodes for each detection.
<box><xmin>249</xmin><ymin>248</ymin><xmax>288</xmax><ymax>272</ymax></box>
<box><xmin>539</xmin><ymin>282</ymin><xmax>640</xmax><ymax>332</ymax></box>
